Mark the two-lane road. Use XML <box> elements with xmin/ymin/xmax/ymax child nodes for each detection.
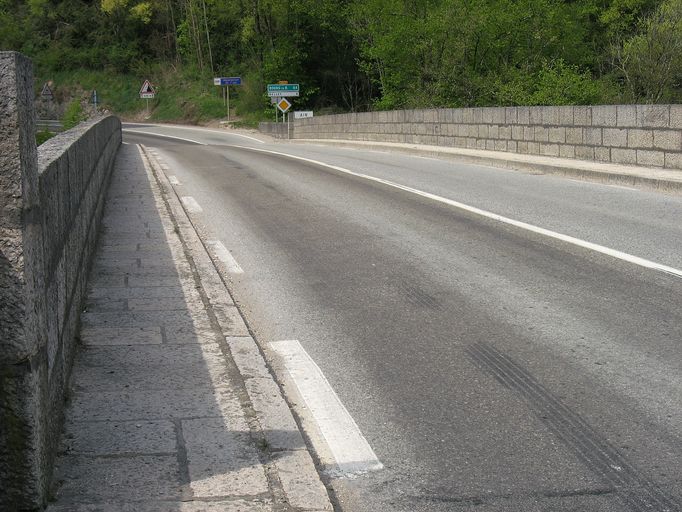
<box><xmin>124</xmin><ymin>124</ymin><xmax>682</xmax><ymax>512</ymax></box>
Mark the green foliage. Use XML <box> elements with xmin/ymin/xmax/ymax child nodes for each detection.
<box><xmin>612</xmin><ymin>0</ymin><xmax>682</xmax><ymax>102</ymax></box>
<box><xmin>36</xmin><ymin>129</ymin><xmax>55</xmax><ymax>145</ymax></box>
<box><xmin>62</xmin><ymin>99</ymin><xmax>86</xmax><ymax>129</ymax></box>
<box><xmin>5</xmin><ymin>0</ymin><xmax>681</xmax><ymax>120</ymax></box>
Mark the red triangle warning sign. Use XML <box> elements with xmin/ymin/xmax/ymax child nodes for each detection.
<box><xmin>139</xmin><ymin>80</ymin><xmax>155</xmax><ymax>95</ymax></box>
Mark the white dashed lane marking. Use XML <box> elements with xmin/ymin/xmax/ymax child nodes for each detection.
<box><xmin>270</xmin><ymin>339</ymin><xmax>383</xmax><ymax>477</ymax></box>
<box><xmin>181</xmin><ymin>196</ymin><xmax>203</xmax><ymax>213</ymax></box>
<box><xmin>207</xmin><ymin>241</ymin><xmax>244</xmax><ymax>274</ymax></box>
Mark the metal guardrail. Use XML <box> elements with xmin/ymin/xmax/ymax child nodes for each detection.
<box><xmin>36</xmin><ymin>119</ymin><xmax>63</xmax><ymax>132</ymax></box>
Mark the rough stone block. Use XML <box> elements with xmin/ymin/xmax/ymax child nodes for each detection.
<box><xmin>541</xmin><ymin>107</ymin><xmax>559</xmax><ymax>126</ymax></box>
<box><xmin>548</xmin><ymin>127</ymin><xmax>566</xmax><ymax>143</ymax></box>
<box><xmin>505</xmin><ymin>107</ymin><xmax>518</xmax><ymax>124</ymax></box>
<box><xmin>517</xmin><ymin>141</ymin><xmax>529</xmax><ymax>153</ymax></box>
<box><xmin>478</xmin><ymin>125</ymin><xmax>489</xmax><ymax>138</ymax></box>
<box><xmin>476</xmin><ymin>139</ymin><xmax>486</xmax><ymax>149</ymax></box>
<box><xmin>603</xmin><ymin>128</ymin><xmax>628</xmax><ymax>148</ymax></box>
<box><xmin>52</xmin><ymin>455</ymin><xmax>182</xmax><ymax>503</ymax></box>
<box><xmin>628</xmin><ymin>129</ymin><xmax>654</xmax><ymax>148</ymax></box>
<box><xmin>527</xmin><ymin>142</ymin><xmax>540</xmax><ymax>154</ymax></box>
<box><xmin>507</xmin><ymin>141</ymin><xmax>517</xmax><ymax>152</ymax></box>
<box><xmin>636</xmin><ymin>149</ymin><xmax>665</xmax><ymax>166</ymax></box>
<box><xmin>534</xmin><ymin>126</ymin><xmax>549</xmax><ymax>142</ymax></box>
<box><xmin>617</xmin><ymin>105</ymin><xmax>637</xmax><ymax>127</ymax></box>
<box><xmin>529</xmin><ymin>106</ymin><xmax>543</xmax><ymax>125</ymax></box>
<box><xmin>481</xmin><ymin>108</ymin><xmax>494</xmax><ymax>124</ymax></box>
<box><xmin>611</xmin><ymin>148</ymin><xmax>637</xmax><ymax>165</ymax></box>
<box><xmin>557</xmin><ymin>106</ymin><xmax>574</xmax><ymax>125</ymax></box>
<box><xmin>511</xmin><ymin>125</ymin><xmax>523</xmax><ymax>140</ymax></box>
<box><xmin>523</xmin><ymin>126</ymin><xmax>534</xmax><ymax>141</ymax></box>
<box><xmin>575</xmin><ymin>145</ymin><xmax>595</xmax><ymax>160</ymax></box>
<box><xmin>653</xmin><ymin>130</ymin><xmax>682</xmax><ymax>150</ymax></box>
<box><xmin>517</xmin><ymin>107</ymin><xmax>530</xmax><ymax>125</ymax></box>
<box><xmin>591</xmin><ymin>105</ymin><xmax>617</xmax><ymax>127</ymax></box>
<box><xmin>637</xmin><ymin>105</ymin><xmax>669</xmax><ymax>127</ymax></box>
<box><xmin>584</xmin><ymin>127</ymin><xmax>602</xmax><ymax>145</ymax></box>
<box><xmin>272</xmin><ymin>451</ymin><xmax>333</xmax><ymax>511</ymax></box>
<box><xmin>494</xmin><ymin>140</ymin><xmax>507</xmax><ymax>151</ymax></box>
<box><xmin>594</xmin><ymin>147</ymin><xmax>610</xmax><ymax>162</ymax></box>
<box><xmin>63</xmin><ymin>419</ymin><xmax>176</xmax><ymax>455</ymax></box>
<box><xmin>0</xmin><ymin>354</ymin><xmax>49</xmax><ymax>511</ymax></box>
<box><xmin>182</xmin><ymin>417</ymin><xmax>268</xmax><ymax>497</ymax></box>
<box><xmin>488</xmin><ymin>125</ymin><xmax>499</xmax><ymax>139</ymax></box>
<box><xmin>574</xmin><ymin>106</ymin><xmax>591</xmax><ymax>126</ymax></box>
<box><xmin>539</xmin><ymin>143</ymin><xmax>560</xmax><ymax>157</ymax></box>
<box><xmin>559</xmin><ymin>145</ymin><xmax>575</xmax><ymax>159</ymax></box>
<box><xmin>669</xmin><ymin>105</ymin><xmax>682</xmax><ymax>128</ymax></box>
<box><xmin>486</xmin><ymin>140</ymin><xmax>496</xmax><ymax>151</ymax></box>
<box><xmin>491</xmin><ymin>107</ymin><xmax>505</xmax><ymax>124</ymax></box>
<box><xmin>565</xmin><ymin>127</ymin><xmax>583</xmax><ymax>144</ymax></box>
<box><xmin>498</xmin><ymin>126</ymin><xmax>511</xmax><ymax>139</ymax></box>
<box><xmin>664</xmin><ymin>152</ymin><xmax>682</xmax><ymax>168</ymax></box>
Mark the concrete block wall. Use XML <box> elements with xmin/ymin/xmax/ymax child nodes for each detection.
<box><xmin>290</xmin><ymin>105</ymin><xmax>682</xmax><ymax>170</ymax></box>
<box><xmin>0</xmin><ymin>51</ymin><xmax>121</xmax><ymax>510</ymax></box>
<box><xmin>259</xmin><ymin>121</ymin><xmax>290</xmax><ymax>139</ymax></box>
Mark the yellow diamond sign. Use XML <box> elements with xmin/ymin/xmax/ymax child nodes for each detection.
<box><xmin>277</xmin><ymin>98</ymin><xmax>292</xmax><ymax>113</ymax></box>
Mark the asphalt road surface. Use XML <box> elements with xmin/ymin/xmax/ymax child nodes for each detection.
<box><xmin>123</xmin><ymin>124</ymin><xmax>682</xmax><ymax>512</ymax></box>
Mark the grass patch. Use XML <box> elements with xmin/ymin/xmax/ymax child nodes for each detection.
<box><xmin>35</xmin><ymin>65</ymin><xmax>274</xmax><ymax>125</ymax></box>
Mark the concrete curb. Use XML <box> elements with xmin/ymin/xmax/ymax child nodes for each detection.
<box><xmin>139</xmin><ymin>146</ymin><xmax>334</xmax><ymax>512</ymax></box>
<box><xmin>288</xmin><ymin>139</ymin><xmax>682</xmax><ymax>194</ymax></box>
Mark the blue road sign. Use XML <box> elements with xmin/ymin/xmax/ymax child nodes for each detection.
<box><xmin>214</xmin><ymin>77</ymin><xmax>242</xmax><ymax>86</ymax></box>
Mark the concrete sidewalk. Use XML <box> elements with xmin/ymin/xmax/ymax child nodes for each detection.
<box><xmin>47</xmin><ymin>144</ymin><xmax>332</xmax><ymax>511</ymax></box>
<box><xmin>289</xmin><ymin>138</ymin><xmax>682</xmax><ymax>193</ymax></box>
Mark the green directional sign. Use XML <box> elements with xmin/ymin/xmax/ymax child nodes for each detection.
<box><xmin>267</xmin><ymin>84</ymin><xmax>299</xmax><ymax>97</ymax></box>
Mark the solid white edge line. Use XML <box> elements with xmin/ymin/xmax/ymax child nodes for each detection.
<box><xmin>228</xmin><ymin>144</ymin><xmax>682</xmax><ymax>279</ymax></box>
<box><xmin>122</xmin><ymin>129</ymin><xmax>206</xmax><ymax>145</ymax></box>
<box><xmin>181</xmin><ymin>196</ymin><xmax>203</xmax><ymax>213</ymax></box>
<box><xmin>207</xmin><ymin>240</ymin><xmax>244</xmax><ymax>274</ymax></box>
<box><xmin>270</xmin><ymin>339</ymin><xmax>383</xmax><ymax>476</ymax></box>
<box><xmin>123</xmin><ymin>123</ymin><xmax>266</xmax><ymax>144</ymax></box>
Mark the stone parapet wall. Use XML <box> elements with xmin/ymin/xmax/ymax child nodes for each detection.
<box><xmin>259</xmin><ymin>121</ymin><xmax>290</xmax><ymax>139</ymax></box>
<box><xmin>291</xmin><ymin>105</ymin><xmax>682</xmax><ymax>169</ymax></box>
<box><xmin>0</xmin><ymin>51</ymin><xmax>121</xmax><ymax>510</ymax></box>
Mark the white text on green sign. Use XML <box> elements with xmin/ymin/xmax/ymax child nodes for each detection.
<box><xmin>267</xmin><ymin>84</ymin><xmax>299</xmax><ymax>97</ymax></box>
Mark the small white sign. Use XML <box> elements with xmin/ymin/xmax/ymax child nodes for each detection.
<box><xmin>294</xmin><ymin>111</ymin><xmax>313</xmax><ymax>119</ymax></box>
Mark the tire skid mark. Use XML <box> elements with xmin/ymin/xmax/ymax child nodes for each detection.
<box><xmin>466</xmin><ymin>342</ymin><xmax>680</xmax><ymax>512</ymax></box>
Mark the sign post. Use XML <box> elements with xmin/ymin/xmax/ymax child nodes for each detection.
<box><xmin>276</xmin><ymin>98</ymin><xmax>292</xmax><ymax>138</ymax></box>
<box><xmin>139</xmin><ymin>80</ymin><xmax>156</xmax><ymax>112</ymax></box>
<box><xmin>91</xmin><ymin>90</ymin><xmax>98</xmax><ymax>111</ymax></box>
<box><xmin>213</xmin><ymin>77</ymin><xmax>242</xmax><ymax>121</ymax></box>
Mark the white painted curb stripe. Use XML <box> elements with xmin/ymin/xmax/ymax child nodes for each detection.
<box><xmin>181</xmin><ymin>196</ymin><xmax>203</xmax><ymax>213</ymax></box>
<box><xmin>207</xmin><ymin>241</ymin><xmax>244</xmax><ymax>274</ymax></box>
<box><xmin>124</xmin><ymin>123</ymin><xmax>266</xmax><ymax>144</ymax></box>
<box><xmin>168</xmin><ymin>175</ymin><xmax>180</xmax><ymax>185</ymax></box>
<box><xmin>270</xmin><ymin>340</ymin><xmax>383</xmax><ymax>476</ymax></box>
<box><xmin>122</xmin><ymin>129</ymin><xmax>206</xmax><ymax>145</ymax></box>
<box><xmin>230</xmin><ymin>145</ymin><xmax>682</xmax><ymax>279</ymax></box>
